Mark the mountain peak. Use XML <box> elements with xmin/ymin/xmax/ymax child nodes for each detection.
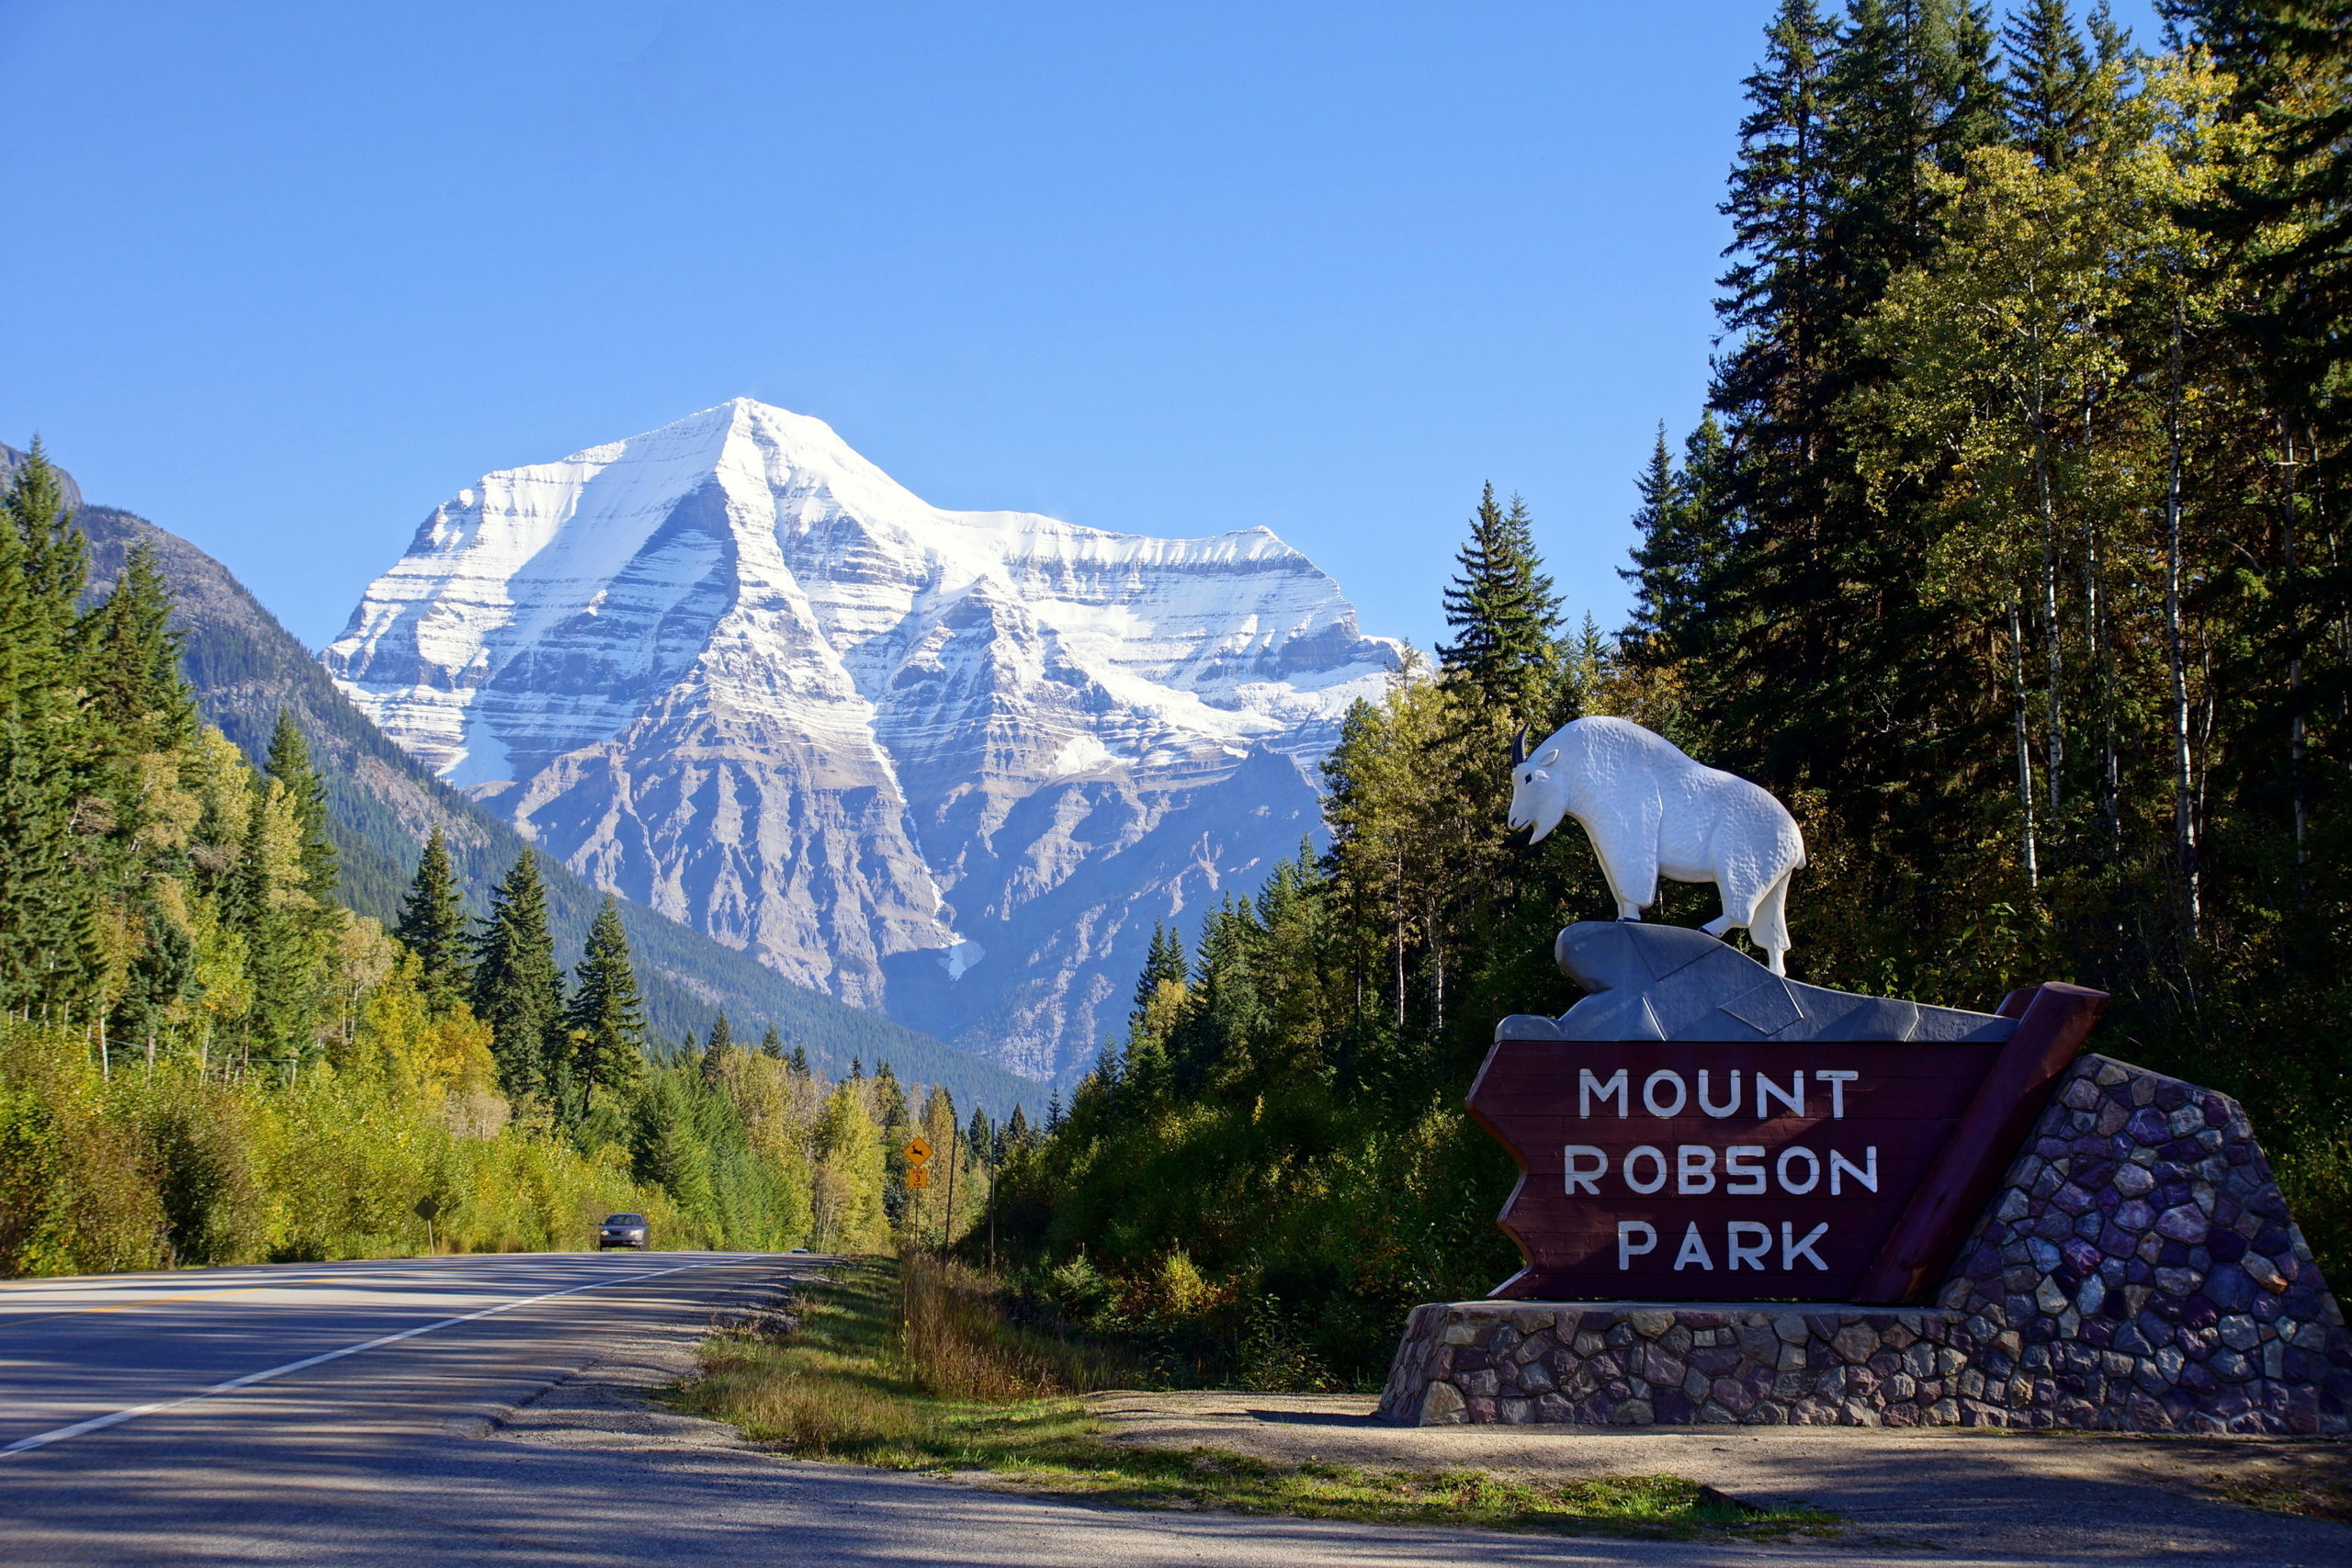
<box><xmin>325</xmin><ymin>406</ymin><xmax>1399</xmax><ymax>1079</ymax></box>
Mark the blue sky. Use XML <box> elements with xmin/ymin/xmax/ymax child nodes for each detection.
<box><xmin>0</xmin><ymin>1</ymin><xmax>2163</xmax><ymax>654</ymax></box>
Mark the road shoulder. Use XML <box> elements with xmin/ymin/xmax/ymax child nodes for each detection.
<box><xmin>1090</xmin><ymin>1390</ymin><xmax>2352</xmax><ymax>1563</ymax></box>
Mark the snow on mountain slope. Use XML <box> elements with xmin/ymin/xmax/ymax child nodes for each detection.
<box><xmin>325</xmin><ymin>399</ymin><xmax>1400</xmax><ymax>1078</ymax></box>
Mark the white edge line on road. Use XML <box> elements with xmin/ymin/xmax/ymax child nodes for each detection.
<box><xmin>1</xmin><ymin>1258</ymin><xmax>745</xmax><ymax>1458</ymax></box>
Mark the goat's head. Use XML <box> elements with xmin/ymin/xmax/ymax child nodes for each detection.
<box><xmin>1505</xmin><ymin>730</ymin><xmax>1568</xmax><ymax>843</ymax></box>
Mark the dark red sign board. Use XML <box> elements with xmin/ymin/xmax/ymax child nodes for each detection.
<box><xmin>1470</xmin><ymin>925</ymin><xmax>2108</xmax><ymax>1304</ymax></box>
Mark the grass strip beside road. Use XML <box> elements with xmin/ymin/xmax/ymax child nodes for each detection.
<box><xmin>669</xmin><ymin>1258</ymin><xmax>1838</xmax><ymax>1541</ymax></box>
<box><xmin>2213</xmin><ymin>1466</ymin><xmax>2352</xmax><ymax>1523</ymax></box>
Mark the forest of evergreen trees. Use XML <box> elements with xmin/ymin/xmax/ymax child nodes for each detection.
<box><xmin>0</xmin><ymin>445</ymin><xmax>1006</xmax><ymax>1272</ymax></box>
<box><xmin>997</xmin><ymin>0</ymin><xmax>2352</xmax><ymax>1388</ymax></box>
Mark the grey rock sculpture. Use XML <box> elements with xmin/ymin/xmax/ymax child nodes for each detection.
<box><xmin>1498</xmin><ymin>920</ymin><xmax>2016</xmax><ymax>1045</ymax></box>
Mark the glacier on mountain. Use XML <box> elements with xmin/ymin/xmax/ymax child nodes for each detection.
<box><xmin>324</xmin><ymin>399</ymin><xmax>1401</xmax><ymax>1079</ymax></box>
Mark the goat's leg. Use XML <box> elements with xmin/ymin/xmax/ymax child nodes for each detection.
<box><xmin>1702</xmin><ymin>858</ymin><xmax>1770</xmax><ymax>942</ymax></box>
<box><xmin>1589</xmin><ymin>838</ymin><xmax>1657</xmax><ymax>923</ymax></box>
<box><xmin>1747</xmin><ymin>871</ymin><xmax>1793</xmax><ymax>976</ymax></box>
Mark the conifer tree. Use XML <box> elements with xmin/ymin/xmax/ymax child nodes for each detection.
<box><xmin>1132</xmin><ymin>923</ymin><xmax>1187</xmax><ymax>1019</ymax></box>
<box><xmin>1621</xmin><ymin>416</ymin><xmax>1737</xmax><ymax>675</ymax></box>
<box><xmin>80</xmin><ymin>543</ymin><xmax>193</xmax><ymax>758</ymax></box>
<box><xmin>566</xmin><ymin>897</ymin><xmax>646</xmax><ymax>1100</ymax></box>
<box><xmin>875</xmin><ymin>1062</ymin><xmax>910</xmax><ymax>1222</ymax></box>
<box><xmin>0</xmin><ymin>446</ymin><xmax>94</xmax><ymax>1015</ymax></box>
<box><xmin>701</xmin><ymin>1010</ymin><xmax>733</xmax><ymax>1083</ymax></box>
<box><xmin>1438</xmin><ymin>484</ymin><xmax>1559</xmax><ymax>721</ymax></box>
<box><xmin>787</xmin><ymin>1043</ymin><xmax>811</xmax><ymax>1077</ymax></box>
<box><xmin>471</xmin><ymin>849</ymin><xmax>562</xmax><ymax>1102</ymax></box>
<box><xmin>265</xmin><ymin>711</ymin><xmax>337</xmax><ymax>903</ymax></box>
<box><xmin>759</xmin><ymin>1022</ymin><xmax>784</xmax><ymax>1058</ymax></box>
<box><xmin>1004</xmin><ymin>1103</ymin><xmax>1031</xmax><ymax>1148</ymax></box>
<box><xmin>396</xmin><ymin>825</ymin><xmax>471</xmax><ymax>1011</ymax></box>
<box><xmin>5</xmin><ymin>439</ymin><xmax>85</xmax><ymax>658</ymax></box>
<box><xmin>2005</xmin><ymin>0</ymin><xmax>2098</xmax><ymax>166</ymax></box>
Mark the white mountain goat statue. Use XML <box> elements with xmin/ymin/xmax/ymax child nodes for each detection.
<box><xmin>1506</xmin><ymin>716</ymin><xmax>1807</xmax><ymax>976</ymax></box>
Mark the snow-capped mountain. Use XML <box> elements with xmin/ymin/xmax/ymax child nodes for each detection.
<box><xmin>325</xmin><ymin>399</ymin><xmax>1400</xmax><ymax>1078</ymax></box>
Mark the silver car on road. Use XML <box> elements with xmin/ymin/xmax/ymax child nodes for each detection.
<box><xmin>596</xmin><ymin>1213</ymin><xmax>650</xmax><ymax>1250</ymax></box>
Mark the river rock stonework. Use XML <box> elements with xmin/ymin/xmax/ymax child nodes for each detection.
<box><xmin>1378</xmin><ymin>1053</ymin><xmax>2352</xmax><ymax>1433</ymax></box>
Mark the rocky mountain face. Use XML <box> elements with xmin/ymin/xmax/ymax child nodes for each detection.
<box><xmin>326</xmin><ymin>400</ymin><xmax>1400</xmax><ymax>1079</ymax></box>
<box><xmin>68</xmin><ymin>499</ymin><xmax>1020</xmax><ymax>1109</ymax></box>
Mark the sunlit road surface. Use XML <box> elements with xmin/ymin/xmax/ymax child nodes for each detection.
<box><xmin>0</xmin><ymin>1253</ymin><xmax>2078</xmax><ymax>1568</ymax></box>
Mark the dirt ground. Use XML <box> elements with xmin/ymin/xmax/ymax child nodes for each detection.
<box><xmin>1091</xmin><ymin>1391</ymin><xmax>2352</xmax><ymax>1564</ymax></box>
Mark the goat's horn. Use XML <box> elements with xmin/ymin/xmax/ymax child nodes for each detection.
<box><xmin>1509</xmin><ymin>729</ymin><xmax>1528</xmax><ymax>767</ymax></box>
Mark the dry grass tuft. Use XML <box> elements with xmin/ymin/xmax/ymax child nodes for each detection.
<box><xmin>896</xmin><ymin>1254</ymin><xmax>1123</xmax><ymax>1401</ymax></box>
<box><xmin>2213</xmin><ymin>1467</ymin><xmax>2352</xmax><ymax>1524</ymax></box>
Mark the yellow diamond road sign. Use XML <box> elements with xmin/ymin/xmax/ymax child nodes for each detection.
<box><xmin>904</xmin><ymin>1135</ymin><xmax>934</xmax><ymax>1165</ymax></box>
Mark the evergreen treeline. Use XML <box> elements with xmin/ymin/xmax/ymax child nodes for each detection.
<box><xmin>997</xmin><ymin>0</ymin><xmax>2352</xmax><ymax>1389</ymax></box>
<box><xmin>0</xmin><ymin>446</ymin><xmax>998</xmax><ymax>1273</ymax></box>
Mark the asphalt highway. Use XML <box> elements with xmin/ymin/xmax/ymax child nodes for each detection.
<box><xmin>0</xmin><ymin>1252</ymin><xmax>2155</xmax><ymax>1567</ymax></box>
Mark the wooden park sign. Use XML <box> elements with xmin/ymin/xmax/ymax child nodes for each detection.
<box><xmin>1471</xmin><ymin>920</ymin><xmax>2107</xmax><ymax>1304</ymax></box>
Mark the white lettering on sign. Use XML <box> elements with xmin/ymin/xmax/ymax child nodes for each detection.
<box><xmin>1757</xmin><ymin>1071</ymin><xmax>1804</xmax><ymax>1119</ymax></box>
<box><xmin>1782</xmin><ymin>1222</ymin><xmax>1830</xmax><ymax>1269</ymax></box>
<box><xmin>1574</xmin><ymin>1143</ymin><xmax>1875</xmax><ymax>1199</ymax></box>
<box><xmin>1615</xmin><ymin>1220</ymin><xmax>1826</xmax><ymax>1271</ymax></box>
<box><xmin>1699</xmin><ymin>1069</ymin><xmax>1742</xmax><ymax>1117</ymax></box>
<box><xmin>1569</xmin><ymin>1066</ymin><xmax>1869</xmax><ymax>1123</ymax></box>
<box><xmin>1817</xmin><ymin>1069</ymin><xmax>1857</xmax><ymax>1118</ymax></box>
<box><xmin>1727</xmin><ymin>1221</ymin><xmax>1771</xmax><ymax>1269</ymax></box>
<box><xmin>1643</xmin><ymin>1070</ymin><xmax>1688</xmax><ymax>1118</ymax></box>
<box><xmin>1581</xmin><ymin>1068</ymin><xmax>1629</xmax><ymax>1118</ymax></box>
<box><xmin>1564</xmin><ymin>1058</ymin><xmax>1883</xmax><ymax>1278</ymax></box>
<box><xmin>1830</xmin><ymin>1146</ymin><xmax>1879</xmax><ymax>1194</ymax></box>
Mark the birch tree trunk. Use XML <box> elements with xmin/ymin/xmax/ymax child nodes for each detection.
<box><xmin>2165</xmin><ymin>307</ymin><xmax>2199</xmax><ymax>940</ymax></box>
<box><xmin>2010</xmin><ymin>594</ymin><xmax>2040</xmax><ymax>890</ymax></box>
<box><xmin>2279</xmin><ymin>417</ymin><xmax>2308</xmax><ymax>890</ymax></box>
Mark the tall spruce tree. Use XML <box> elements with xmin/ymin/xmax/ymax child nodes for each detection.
<box><xmin>0</xmin><ymin>445</ymin><xmax>95</xmax><ymax>1016</ymax></box>
<box><xmin>875</xmin><ymin>1061</ymin><xmax>911</xmax><ymax>1222</ymax></box>
<box><xmin>2004</xmin><ymin>0</ymin><xmax>2098</xmax><ymax>165</ymax></box>
<box><xmin>565</xmin><ymin>897</ymin><xmax>646</xmax><ymax>1100</ymax></box>
<box><xmin>472</xmin><ymin>849</ymin><xmax>563</xmax><ymax>1102</ymax></box>
<box><xmin>1132</xmin><ymin>923</ymin><xmax>1187</xmax><ymax>1017</ymax></box>
<box><xmin>1438</xmin><ymin>484</ymin><xmax>1559</xmax><ymax>722</ymax></box>
<box><xmin>1622</xmin><ymin>415</ymin><xmax>1739</xmax><ymax>676</ymax></box>
<box><xmin>265</xmin><ymin>711</ymin><xmax>337</xmax><ymax>904</ymax></box>
<box><xmin>759</xmin><ymin>1022</ymin><xmax>784</xmax><ymax>1058</ymax></box>
<box><xmin>80</xmin><ymin>543</ymin><xmax>193</xmax><ymax>759</ymax></box>
<box><xmin>396</xmin><ymin>825</ymin><xmax>471</xmax><ymax>1011</ymax></box>
<box><xmin>700</xmin><ymin>1010</ymin><xmax>733</xmax><ymax>1083</ymax></box>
